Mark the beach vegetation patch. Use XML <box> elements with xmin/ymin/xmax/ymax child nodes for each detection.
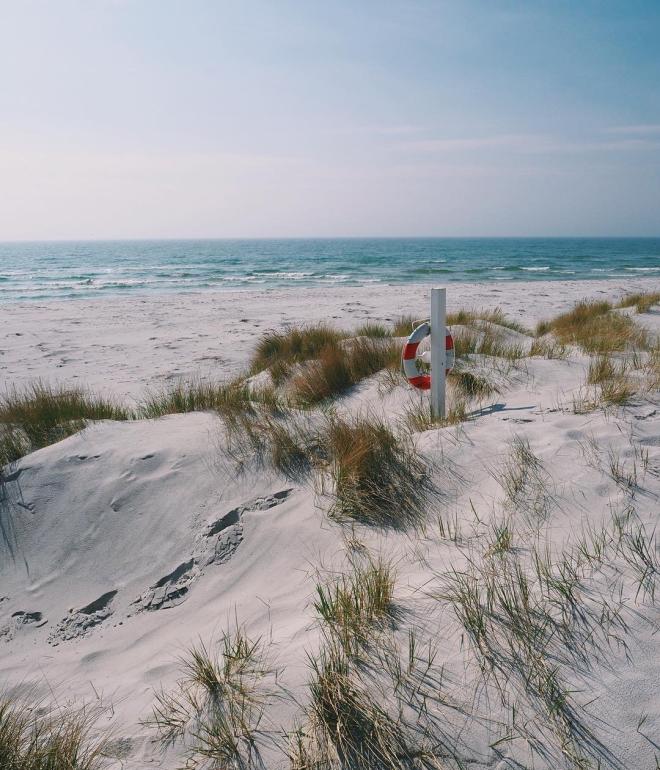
<box><xmin>146</xmin><ymin>626</ymin><xmax>275</xmax><ymax>769</ymax></box>
<box><xmin>250</xmin><ymin>324</ymin><xmax>346</xmax><ymax>375</ymax></box>
<box><xmin>294</xmin><ymin>641</ymin><xmax>416</xmax><ymax>770</ymax></box>
<box><xmin>291</xmin><ymin>337</ymin><xmax>400</xmax><ymax>406</ymax></box>
<box><xmin>354</xmin><ymin>322</ymin><xmax>391</xmax><ymax>338</ymax></box>
<box><xmin>0</xmin><ymin>693</ymin><xmax>112</xmax><ymax>769</ymax></box>
<box><xmin>0</xmin><ymin>382</ymin><xmax>129</xmax><ymax>466</ymax></box>
<box><xmin>139</xmin><ymin>378</ymin><xmax>254</xmax><ymax>419</ymax></box>
<box><xmin>536</xmin><ymin>300</ymin><xmax>648</xmax><ymax>354</ymax></box>
<box><xmin>447</xmin><ymin>307</ymin><xmax>530</xmax><ymax>335</ymax></box>
<box><xmin>322</xmin><ymin>413</ymin><xmax>433</xmax><ymax>529</ymax></box>
<box><xmin>616</xmin><ymin>290</ymin><xmax>660</xmax><ymax>314</ymax></box>
<box><xmin>314</xmin><ymin>556</ymin><xmax>396</xmax><ymax>656</ymax></box>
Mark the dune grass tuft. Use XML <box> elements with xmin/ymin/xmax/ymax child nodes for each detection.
<box><xmin>391</xmin><ymin>315</ymin><xmax>421</xmax><ymax>337</ymax></box>
<box><xmin>0</xmin><ymin>382</ymin><xmax>130</xmax><ymax>466</ymax></box>
<box><xmin>448</xmin><ymin>369</ymin><xmax>498</xmax><ymax>401</ymax></box>
<box><xmin>322</xmin><ymin>413</ymin><xmax>433</xmax><ymax>528</ymax></box>
<box><xmin>147</xmin><ymin>626</ymin><xmax>274</xmax><ymax>768</ymax></box>
<box><xmin>299</xmin><ymin>642</ymin><xmax>415</xmax><ymax>770</ymax></box>
<box><xmin>139</xmin><ymin>378</ymin><xmax>269</xmax><ymax>419</ymax></box>
<box><xmin>404</xmin><ymin>398</ymin><xmax>468</xmax><ymax>431</ymax></box>
<box><xmin>616</xmin><ymin>291</ymin><xmax>660</xmax><ymax>314</ymax></box>
<box><xmin>250</xmin><ymin>324</ymin><xmax>346</xmax><ymax>375</ymax></box>
<box><xmin>314</xmin><ymin>556</ymin><xmax>396</xmax><ymax>655</ymax></box>
<box><xmin>0</xmin><ymin>693</ymin><xmax>111</xmax><ymax>769</ymax></box>
<box><xmin>447</xmin><ymin>307</ymin><xmax>530</xmax><ymax>335</ymax></box>
<box><xmin>291</xmin><ymin>338</ymin><xmax>400</xmax><ymax>406</ymax></box>
<box><xmin>354</xmin><ymin>322</ymin><xmax>391</xmax><ymax>338</ymax></box>
<box><xmin>536</xmin><ymin>299</ymin><xmax>648</xmax><ymax>354</ymax></box>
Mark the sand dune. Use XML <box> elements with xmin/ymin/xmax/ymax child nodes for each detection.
<box><xmin>1</xmin><ymin>279</ymin><xmax>659</xmax><ymax>769</ymax></box>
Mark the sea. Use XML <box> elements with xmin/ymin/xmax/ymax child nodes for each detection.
<box><xmin>0</xmin><ymin>238</ymin><xmax>658</xmax><ymax>303</ymax></box>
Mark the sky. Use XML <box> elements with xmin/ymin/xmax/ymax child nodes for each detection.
<box><xmin>0</xmin><ymin>0</ymin><xmax>659</xmax><ymax>239</ymax></box>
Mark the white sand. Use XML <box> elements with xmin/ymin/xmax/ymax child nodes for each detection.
<box><xmin>1</xmin><ymin>277</ymin><xmax>656</xmax><ymax>399</ymax></box>
<box><xmin>1</xmin><ymin>278</ymin><xmax>659</xmax><ymax>769</ymax></box>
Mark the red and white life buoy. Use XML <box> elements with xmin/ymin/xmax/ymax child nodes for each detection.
<box><xmin>402</xmin><ymin>322</ymin><xmax>455</xmax><ymax>390</ymax></box>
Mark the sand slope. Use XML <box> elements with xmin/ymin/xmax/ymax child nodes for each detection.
<box><xmin>1</xmin><ymin>280</ymin><xmax>659</xmax><ymax>768</ymax></box>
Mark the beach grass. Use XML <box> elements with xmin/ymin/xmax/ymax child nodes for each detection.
<box><xmin>446</xmin><ymin>307</ymin><xmax>530</xmax><ymax>335</ymax></box>
<box><xmin>536</xmin><ymin>300</ymin><xmax>648</xmax><ymax>353</ymax></box>
<box><xmin>0</xmin><ymin>694</ymin><xmax>111</xmax><ymax>770</ymax></box>
<box><xmin>291</xmin><ymin>337</ymin><xmax>399</xmax><ymax>406</ymax></box>
<box><xmin>0</xmin><ymin>382</ymin><xmax>130</xmax><ymax>466</ymax></box>
<box><xmin>615</xmin><ymin>290</ymin><xmax>660</xmax><ymax>314</ymax></box>
<box><xmin>300</xmin><ymin>642</ymin><xmax>413</xmax><ymax>770</ymax></box>
<box><xmin>250</xmin><ymin>323</ymin><xmax>347</xmax><ymax>375</ymax></box>
<box><xmin>322</xmin><ymin>413</ymin><xmax>432</xmax><ymax>528</ymax></box>
<box><xmin>314</xmin><ymin>556</ymin><xmax>396</xmax><ymax>655</ymax></box>
<box><xmin>147</xmin><ymin>626</ymin><xmax>273</xmax><ymax>768</ymax></box>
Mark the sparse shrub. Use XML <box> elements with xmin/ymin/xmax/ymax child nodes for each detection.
<box><xmin>0</xmin><ymin>382</ymin><xmax>129</xmax><ymax>466</ymax></box>
<box><xmin>323</xmin><ymin>413</ymin><xmax>433</xmax><ymax>528</ymax></box>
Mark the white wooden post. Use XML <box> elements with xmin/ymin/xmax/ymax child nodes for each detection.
<box><xmin>430</xmin><ymin>287</ymin><xmax>446</xmax><ymax>420</ymax></box>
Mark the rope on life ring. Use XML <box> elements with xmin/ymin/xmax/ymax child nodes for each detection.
<box><xmin>402</xmin><ymin>322</ymin><xmax>455</xmax><ymax>390</ymax></box>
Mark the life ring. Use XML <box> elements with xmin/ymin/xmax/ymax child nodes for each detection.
<box><xmin>402</xmin><ymin>322</ymin><xmax>455</xmax><ymax>390</ymax></box>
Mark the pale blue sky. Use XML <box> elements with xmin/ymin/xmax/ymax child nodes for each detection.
<box><xmin>1</xmin><ymin>0</ymin><xmax>659</xmax><ymax>238</ymax></box>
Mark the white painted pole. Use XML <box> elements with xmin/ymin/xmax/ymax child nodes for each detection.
<box><xmin>430</xmin><ymin>287</ymin><xmax>446</xmax><ymax>420</ymax></box>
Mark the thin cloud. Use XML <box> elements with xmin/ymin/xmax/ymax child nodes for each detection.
<box><xmin>398</xmin><ymin>133</ymin><xmax>660</xmax><ymax>154</ymax></box>
<box><xmin>606</xmin><ymin>124</ymin><xmax>660</xmax><ymax>135</ymax></box>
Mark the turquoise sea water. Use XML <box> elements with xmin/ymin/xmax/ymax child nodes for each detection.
<box><xmin>0</xmin><ymin>238</ymin><xmax>658</xmax><ymax>303</ymax></box>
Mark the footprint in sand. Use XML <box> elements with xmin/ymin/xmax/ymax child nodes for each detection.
<box><xmin>49</xmin><ymin>590</ymin><xmax>118</xmax><ymax>645</ymax></box>
<box><xmin>0</xmin><ymin>610</ymin><xmax>47</xmax><ymax>641</ymax></box>
<box><xmin>131</xmin><ymin>489</ymin><xmax>295</xmax><ymax>613</ymax></box>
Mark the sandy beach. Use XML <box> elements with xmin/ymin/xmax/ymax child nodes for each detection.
<box><xmin>1</xmin><ymin>277</ymin><xmax>659</xmax><ymax>769</ymax></box>
<box><xmin>2</xmin><ymin>277</ymin><xmax>658</xmax><ymax>399</ymax></box>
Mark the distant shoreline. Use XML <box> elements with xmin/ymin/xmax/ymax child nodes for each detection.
<box><xmin>1</xmin><ymin>237</ymin><xmax>659</xmax><ymax>303</ymax></box>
